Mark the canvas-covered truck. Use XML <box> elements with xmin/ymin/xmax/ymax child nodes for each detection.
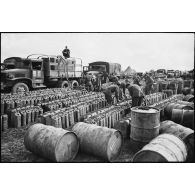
<box><xmin>1</xmin><ymin>54</ymin><xmax>82</xmax><ymax>93</ymax></box>
<box><xmin>83</xmin><ymin>61</ymin><xmax>121</xmax><ymax>79</ymax></box>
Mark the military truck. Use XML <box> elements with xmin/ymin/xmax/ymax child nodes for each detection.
<box><xmin>83</xmin><ymin>61</ymin><xmax>121</xmax><ymax>79</ymax></box>
<box><xmin>155</xmin><ymin>69</ymin><xmax>167</xmax><ymax>79</ymax></box>
<box><xmin>1</xmin><ymin>54</ymin><xmax>82</xmax><ymax>93</ymax></box>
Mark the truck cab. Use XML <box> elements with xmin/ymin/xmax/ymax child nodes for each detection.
<box><xmin>1</xmin><ymin>57</ymin><xmax>44</xmax><ymax>93</ymax></box>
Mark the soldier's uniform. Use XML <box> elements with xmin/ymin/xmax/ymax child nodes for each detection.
<box><xmin>103</xmin><ymin>85</ymin><xmax>120</xmax><ymax>105</ymax></box>
<box><xmin>127</xmin><ymin>84</ymin><xmax>144</xmax><ymax>107</ymax></box>
<box><xmin>85</xmin><ymin>74</ymin><xmax>94</xmax><ymax>91</ymax></box>
<box><xmin>102</xmin><ymin>71</ymin><xmax>109</xmax><ymax>84</ymax></box>
<box><xmin>145</xmin><ymin>75</ymin><xmax>154</xmax><ymax>95</ymax></box>
<box><xmin>133</xmin><ymin>75</ymin><xmax>141</xmax><ymax>86</ymax></box>
<box><xmin>120</xmin><ymin>82</ymin><xmax>126</xmax><ymax>96</ymax></box>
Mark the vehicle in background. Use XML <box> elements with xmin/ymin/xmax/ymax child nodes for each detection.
<box><xmin>174</xmin><ymin>70</ymin><xmax>181</xmax><ymax>77</ymax></box>
<box><xmin>155</xmin><ymin>69</ymin><xmax>167</xmax><ymax>79</ymax></box>
<box><xmin>167</xmin><ymin>70</ymin><xmax>175</xmax><ymax>78</ymax></box>
<box><xmin>1</xmin><ymin>54</ymin><xmax>82</xmax><ymax>93</ymax></box>
<box><xmin>83</xmin><ymin>61</ymin><xmax>122</xmax><ymax>82</ymax></box>
<box><xmin>136</xmin><ymin>72</ymin><xmax>143</xmax><ymax>77</ymax></box>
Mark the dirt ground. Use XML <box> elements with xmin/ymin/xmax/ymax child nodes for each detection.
<box><xmin>1</xmin><ymin>124</ymin><xmax>135</xmax><ymax>163</ymax></box>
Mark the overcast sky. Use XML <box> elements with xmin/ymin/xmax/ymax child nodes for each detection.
<box><xmin>1</xmin><ymin>33</ymin><xmax>194</xmax><ymax>72</ymax></box>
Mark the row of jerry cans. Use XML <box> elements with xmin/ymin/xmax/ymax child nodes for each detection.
<box><xmin>1</xmin><ymin>89</ymin><xmax>83</xmax><ymax>101</ymax></box>
<box><xmin>39</xmin><ymin>91</ymin><xmax>105</xmax><ymax>111</ymax></box>
<box><xmin>1</xmin><ymin>98</ymin><xmax>43</xmax><ymax>115</ymax></box>
<box><xmin>1</xmin><ymin>90</ymin><xmax>105</xmax><ymax>115</ymax></box>
<box><xmin>41</xmin><ymin>95</ymin><xmax>106</xmax><ymax>113</ymax></box>
<box><xmin>1</xmin><ymin>91</ymin><xmax>84</xmax><ymax>115</ymax></box>
<box><xmin>7</xmin><ymin>106</ymin><xmax>43</xmax><ymax>128</ymax></box>
<box><xmin>150</xmin><ymin>94</ymin><xmax>184</xmax><ymax>110</ymax></box>
<box><xmin>1</xmin><ymin>114</ymin><xmax>8</xmax><ymax>131</ymax></box>
<box><xmin>84</xmin><ymin>108</ymin><xmax>123</xmax><ymax>128</ymax></box>
<box><xmin>40</xmin><ymin>98</ymin><xmax>108</xmax><ymax>128</ymax></box>
<box><xmin>142</xmin><ymin>92</ymin><xmax>165</xmax><ymax>106</ymax></box>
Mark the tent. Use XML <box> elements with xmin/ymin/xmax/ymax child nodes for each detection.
<box><xmin>123</xmin><ymin>66</ymin><xmax>136</xmax><ymax>75</ymax></box>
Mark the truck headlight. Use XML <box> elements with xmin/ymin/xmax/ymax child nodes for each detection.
<box><xmin>7</xmin><ymin>73</ymin><xmax>14</xmax><ymax>79</ymax></box>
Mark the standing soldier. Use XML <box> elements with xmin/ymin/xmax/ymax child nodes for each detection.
<box><xmin>102</xmin><ymin>71</ymin><xmax>109</xmax><ymax>84</ymax></box>
<box><xmin>103</xmin><ymin>84</ymin><xmax>120</xmax><ymax>105</ymax></box>
<box><xmin>133</xmin><ymin>75</ymin><xmax>141</xmax><ymax>86</ymax></box>
<box><xmin>117</xmin><ymin>81</ymin><xmax>127</xmax><ymax>100</ymax></box>
<box><xmin>62</xmin><ymin>46</ymin><xmax>70</xmax><ymax>59</ymax></box>
<box><xmin>85</xmin><ymin>73</ymin><xmax>94</xmax><ymax>91</ymax></box>
<box><xmin>144</xmin><ymin>74</ymin><xmax>154</xmax><ymax>95</ymax></box>
<box><xmin>126</xmin><ymin>83</ymin><xmax>145</xmax><ymax>107</ymax></box>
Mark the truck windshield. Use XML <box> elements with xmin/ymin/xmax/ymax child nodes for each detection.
<box><xmin>89</xmin><ymin>65</ymin><xmax>106</xmax><ymax>72</ymax></box>
<box><xmin>157</xmin><ymin>69</ymin><xmax>165</xmax><ymax>73</ymax></box>
<box><xmin>4</xmin><ymin>58</ymin><xmax>30</xmax><ymax>69</ymax></box>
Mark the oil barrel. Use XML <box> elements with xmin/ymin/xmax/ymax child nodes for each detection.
<box><xmin>24</xmin><ymin>123</ymin><xmax>79</xmax><ymax>162</ymax></box>
<box><xmin>72</xmin><ymin>122</ymin><xmax>122</xmax><ymax>162</ymax></box>
<box><xmin>132</xmin><ymin>134</ymin><xmax>187</xmax><ymax>162</ymax></box>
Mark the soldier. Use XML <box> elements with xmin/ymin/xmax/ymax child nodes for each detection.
<box><xmin>103</xmin><ymin>84</ymin><xmax>120</xmax><ymax>105</ymax></box>
<box><xmin>102</xmin><ymin>71</ymin><xmax>109</xmax><ymax>84</ymax></box>
<box><xmin>133</xmin><ymin>75</ymin><xmax>141</xmax><ymax>86</ymax></box>
<box><xmin>144</xmin><ymin>74</ymin><xmax>154</xmax><ymax>95</ymax></box>
<box><xmin>62</xmin><ymin>46</ymin><xmax>70</xmax><ymax>59</ymax></box>
<box><xmin>85</xmin><ymin>73</ymin><xmax>94</xmax><ymax>91</ymax></box>
<box><xmin>126</xmin><ymin>83</ymin><xmax>145</xmax><ymax>107</ymax></box>
<box><xmin>109</xmin><ymin>74</ymin><xmax>119</xmax><ymax>83</ymax></box>
<box><xmin>115</xmin><ymin>81</ymin><xmax>126</xmax><ymax>100</ymax></box>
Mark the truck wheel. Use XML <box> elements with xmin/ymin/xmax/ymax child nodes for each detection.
<box><xmin>58</xmin><ymin>80</ymin><xmax>69</xmax><ymax>88</ymax></box>
<box><xmin>72</xmin><ymin>80</ymin><xmax>79</xmax><ymax>89</ymax></box>
<box><xmin>12</xmin><ymin>82</ymin><xmax>29</xmax><ymax>93</ymax></box>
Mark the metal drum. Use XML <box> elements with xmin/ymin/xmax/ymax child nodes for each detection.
<box><xmin>72</xmin><ymin>122</ymin><xmax>122</xmax><ymax>162</ymax></box>
<box><xmin>160</xmin><ymin>120</ymin><xmax>194</xmax><ymax>161</ymax></box>
<box><xmin>130</xmin><ymin>107</ymin><xmax>160</xmax><ymax>143</ymax></box>
<box><xmin>132</xmin><ymin>134</ymin><xmax>187</xmax><ymax>162</ymax></box>
<box><xmin>24</xmin><ymin>123</ymin><xmax>79</xmax><ymax>162</ymax></box>
<box><xmin>171</xmin><ymin>109</ymin><xmax>194</xmax><ymax>129</ymax></box>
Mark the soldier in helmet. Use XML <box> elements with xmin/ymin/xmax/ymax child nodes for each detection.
<box><xmin>144</xmin><ymin>73</ymin><xmax>154</xmax><ymax>95</ymax></box>
<box><xmin>85</xmin><ymin>73</ymin><xmax>94</xmax><ymax>91</ymax></box>
<box><xmin>126</xmin><ymin>83</ymin><xmax>145</xmax><ymax>107</ymax></box>
<box><xmin>133</xmin><ymin>75</ymin><xmax>141</xmax><ymax>86</ymax></box>
<box><xmin>62</xmin><ymin>46</ymin><xmax>70</xmax><ymax>59</ymax></box>
<box><xmin>103</xmin><ymin>84</ymin><xmax>120</xmax><ymax>105</ymax></box>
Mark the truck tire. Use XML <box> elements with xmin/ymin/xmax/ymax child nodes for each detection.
<box><xmin>72</xmin><ymin>80</ymin><xmax>79</xmax><ymax>89</ymax></box>
<box><xmin>12</xmin><ymin>82</ymin><xmax>29</xmax><ymax>93</ymax></box>
<box><xmin>58</xmin><ymin>80</ymin><xmax>69</xmax><ymax>88</ymax></box>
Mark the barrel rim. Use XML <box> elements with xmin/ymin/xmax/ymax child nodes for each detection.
<box><xmin>55</xmin><ymin>131</ymin><xmax>79</xmax><ymax>162</ymax></box>
<box><xmin>107</xmin><ymin>130</ymin><xmax>123</xmax><ymax>162</ymax></box>
<box><xmin>131</xmin><ymin>106</ymin><xmax>160</xmax><ymax>114</ymax></box>
<box><xmin>132</xmin><ymin>149</ymin><xmax>168</xmax><ymax>162</ymax></box>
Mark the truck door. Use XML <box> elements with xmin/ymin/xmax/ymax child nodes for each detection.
<box><xmin>32</xmin><ymin>61</ymin><xmax>44</xmax><ymax>83</ymax></box>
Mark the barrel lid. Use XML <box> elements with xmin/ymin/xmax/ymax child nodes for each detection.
<box><xmin>132</xmin><ymin>106</ymin><xmax>159</xmax><ymax>114</ymax></box>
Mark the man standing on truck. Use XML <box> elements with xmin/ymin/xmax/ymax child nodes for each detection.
<box><xmin>62</xmin><ymin>46</ymin><xmax>70</xmax><ymax>59</ymax></box>
<box><xmin>126</xmin><ymin>83</ymin><xmax>145</xmax><ymax>107</ymax></box>
<box><xmin>103</xmin><ymin>84</ymin><xmax>120</xmax><ymax>105</ymax></box>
